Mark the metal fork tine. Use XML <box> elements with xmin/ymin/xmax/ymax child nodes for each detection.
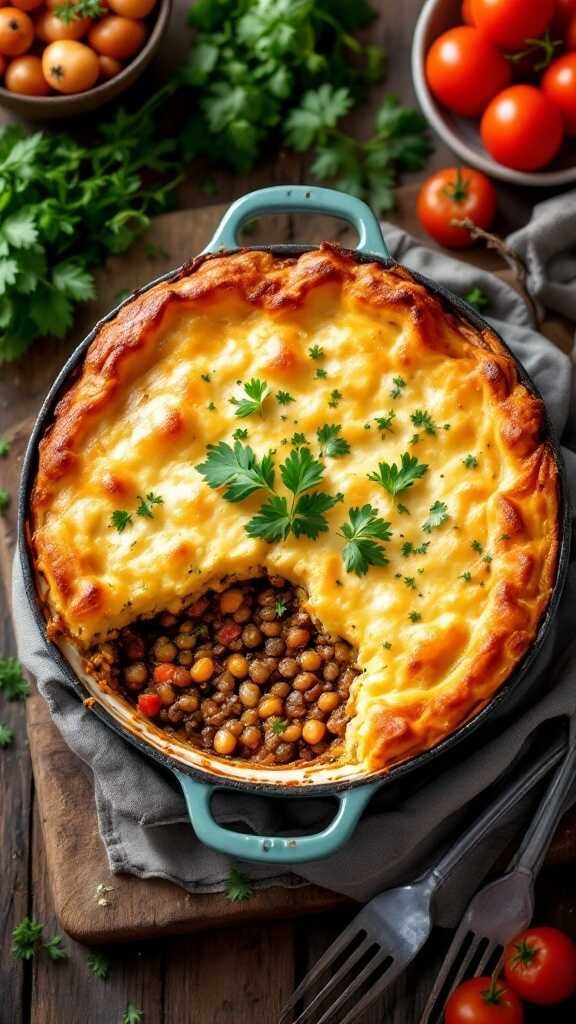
<box><xmin>476</xmin><ymin>943</ymin><xmax>504</xmax><ymax>979</ymax></box>
<box><xmin>326</xmin><ymin>953</ymin><xmax>409</xmax><ymax>1024</ymax></box>
<box><xmin>420</xmin><ymin>929</ymin><xmax>481</xmax><ymax>1024</ymax></box>
<box><xmin>287</xmin><ymin>935</ymin><xmax>375</xmax><ymax>1024</ymax></box>
<box><xmin>279</xmin><ymin>927</ymin><xmax>371</xmax><ymax>1024</ymax></box>
<box><xmin>312</xmin><ymin>947</ymin><xmax>392</xmax><ymax>1024</ymax></box>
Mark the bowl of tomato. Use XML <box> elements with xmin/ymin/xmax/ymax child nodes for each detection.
<box><xmin>412</xmin><ymin>0</ymin><xmax>576</xmax><ymax>186</ymax></box>
<box><xmin>0</xmin><ymin>0</ymin><xmax>171</xmax><ymax>119</ymax></box>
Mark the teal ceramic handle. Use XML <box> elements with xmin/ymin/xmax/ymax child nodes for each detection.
<box><xmin>203</xmin><ymin>184</ymin><xmax>389</xmax><ymax>259</ymax></box>
<box><xmin>175</xmin><ymin>771</ymin><xmax>379</xmax><ymax>864</ymax></box>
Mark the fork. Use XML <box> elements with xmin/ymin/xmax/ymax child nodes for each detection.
<box><xmin>279</xmin><ymin>735</ymin><xmax>564</xmax><ymax>1024</ymax></box>
<box><xmin>421</xmin><ymin>713</ymin><xmax>576</xmax><ymax>1024</ymax></box>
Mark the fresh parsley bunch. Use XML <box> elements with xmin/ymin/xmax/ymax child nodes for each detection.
<box><xmin>180</xmin><ymin>0</ymin><xmax>385</xmax><ymax>172</ymax></box>
<box><xmin>0</xmin><ymin>88</ymin><xmax>180</xmax><ymax>363</ymax></box>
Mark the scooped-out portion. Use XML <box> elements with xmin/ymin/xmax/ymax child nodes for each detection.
<box><xmin>85</xmin><ymin>575</ymin><xmax>360</xmax><ymax>767</ymax></box>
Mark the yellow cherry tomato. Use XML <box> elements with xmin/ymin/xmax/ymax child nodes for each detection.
<box><xmin>88</xmin><ymin>14</ymin><xmax>145</xmax><ymax>59</ymax></box>
<box><xmin>0</xmin><ymin>8</ymin><xmax>34</xmax><ymax>56</ymax></box>
<box><xmin>108</xmin><ymin>0</ymin><xmax>155</xmax><ymax>16</ymax></box>
<box><xmin>42</xmin><ymin>38</ymin><xmax>99</xmax><ymax>92</ymax></box>
<box><xmin>5</xmin><ymin>53</ymin><xmax>50</xmax><ymax>93</ymax></box>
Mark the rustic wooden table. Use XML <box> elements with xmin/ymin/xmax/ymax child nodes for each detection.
<box><xmin>1</xmin><ymin>2</ymin><xmax>576</xmax><ymax>1023</ymax></box>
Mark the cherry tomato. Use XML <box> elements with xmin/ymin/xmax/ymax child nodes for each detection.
<box><xmin>555</xmin><ymin>0</ymin><xmax>576</xmax><ymax>30</ymax></box>
<box><xmin>417</xmin><ymin>167</ymin><xmax>497</xmax><ymax>249</ymax></box>
<box><xmin>426</xmin><ymin>27</ymin><xmax>511</xmax><ymax>117</ymax></box>
<box><xmin>504</xmin><ymin>927</ymin><xmax>576</xmax><ymax>1005</ymax></box>
<box><xmin>88</xmin><ymin>14</ymin><xmax>145</xmax><ymax>59</ymax></box>
<box><xmin>35</xmin><ymin>9</ymin><xmax>92</xmax><ymax>42</ymax></box>
<box><xmin>566</xmin><ymin>13</ymin><xmax>576</xmax><ymax>49</ymax></box>
<box><xmin>42</xmin><ymin>39</ymin><xmax>99</xmax><ymax>92</ymax></box>
<box><xmin>98</xmin><ymin>53</ymin><xmax>122</xmax><ymax>77</ymax></box>
<box><xmin>108</xmin><ymin>0</ymin><xmax>155</xmax><ymax>17</ymax></box>
<box><xmin>471</xmin><ymin>0</ymin><xmax>555</xmax><ymax>49</ymax></box>
<box><xmin>5</xmin><ymin>53</ymin><xmax>49</xmax><ymax>92</ymax></box>
<box><xmin>462</xmin><ymin>0</ymin><xmax>475</xmax><ymax>24</ymax></box>
<box><xmin>543</xmin><ymin>53</ymin><xmax>576</xmax><ymax>133</ymax></box>
<box><xmin>137</xmin><ymin>692</ymin><xmax>161</xmax><ymax>717</ymax></box>
<box><xmin>481</xmin><ymin>84</ymin><xmax>564</xmax><ymax>170</ymax></box>
<box><xmin>11</xmin><ymin>0</ymin><xmax>42</xmax><ymax>11</ymax></box>
<box><xmin>446</xmin><ymin>977</ymin><xmax>524</xmax><ymax>1024</ymax></box>
<box><xmin>0</xmin><ymin>7</ymin><xmax>33</xmax><ymax>56</ymax></box>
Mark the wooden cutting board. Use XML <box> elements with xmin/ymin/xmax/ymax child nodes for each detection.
<box><xmin>2</xmin><ymin>192</ymin><xmax>575</xmax><ymax>944</ymax></box>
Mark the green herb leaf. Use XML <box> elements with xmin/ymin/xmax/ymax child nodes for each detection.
<box><xmin>410</xmin><ymin>409</ymin><xmax>437</xmax><ymax>435</ymax></box>
<box><xmin>0</xmin><ymin>436</ymin><xmax>10</xmax><ymax>457</ymax></box>
<box><xmin>246</xmin><ymin>495</ymin><xmax>292</xmax><ymax>542</ymax></box>
<box><xmin>459</xmin><ymin>571</ymin><xmax>472</xmax><ymax>582</ymax></box>
<box><xmin>317</xmin><ymin>423</ymin><xmax>350</xmax><ymax>458</ymax></box>
<box><xmin>271</xmin><ymin>717</ymin><xmax>288</xmax><ymax>735</ymax></box>
<box><xmin>276</xmin><ymin>390</ymin><xmax>294</xmax><ymax>406</ymax></box>
<box><xmin>471</xmin><ymin>539</ymin><xmax>483</xmax><ymax>553</ymax></box>
<box><xmin>12</xmin><ymin>918</ymin><xmax>44</xmax><ymax>960</ymax></box>
<box><xmin>403</xmin><ymin>576</ymin><xmax>416</xmax><ymax>589</ymax></box>
<box><xmin>225</xmin><ymin>866</ymin><xmax>253</xmax><ymax>903</ymax></box>
<box><xmin>463</xmin><ymin>454</ymin><xmax>479</xmax><ymax>469</ymax></box>
<box><xmin>368</xmin><ymin>452</ymin><xmax>428</xmax><ymax>496</ymax></box>
<box><xmin>87</xmin><ymin>951</ymin><xmax>111</xmax><ymax>980</ymax></box>
<box><xmin>122</xmin><ymin>1003</ymin><xmax>144</xmax><ymax>1024</ymax></box>
<box><xmin>389</xmin><ymin>375</ymin><xmax>406</xmax><ymax>399</ymax></box>
<box><xmin>374</xmin><ymin>411</ymin><xmax>395</xmax><ymax>434</ymax></box>
<box><xmin>465</xmin><ymin>287</ymin><xmax>489</xmax><ymax>312</ymax></box>
<box><xmin>196</xmin><ymin>441</ymin><xmax>275</xmax><ymax>502</ymax></box>
<box><xmin>308</xmin><ymin>344</ymin><xmax>324</xmax><ymax>360</ymax></box>
<box><xmin>43</xmin><ymin>935</ymin><xmax>67</xmax><ymax>961</ymax></box>
<box><xmin>230</xmin><ymin>378</ymin><xmax>270</xmax><ymax>418</ymax></box>
<box><xmin>274</xmin><ymin>599</ymin><xmax>287</xmax><ymax>618</ymax></box>
<box><xmin>339</xmin><ymin>504</ymin><xmax>392</xmax><ymax>576</ymax></box>
<box><xmin>136</xmin><ymin>492</ymin><xmax>163</xmax><ymax>519</ymax></box>
<box><xmin>401</xmin><ymin>540</ymin><xmax>430</xmax><ymax>557</ymax></box>
<box><xmin>291</xmin><ymin>432</ymin><xmax>307</xmax><ymax>446</ymax></box>
<box><xmin>315</xmin><ymin>367</ymin><xmax>328</xmax><ymax>379</ymax></box>
<box><xmin>0</xmin><ymin>657</ymin><xmax>30</xmax><ymax>700</ymax></box>
<box><xmin>110</xmin><ymin>510</ymin><xmax>132</xmax><ymax>533</ymax></box>
<box><xmin>291</xmin><ymin>491</ymin><xmax>338</xmax><ymax>539</ymax></box>
<box><xmin>409</xmin><ymin>610</ymin><xmax>422</xmax><ymax>623</ymax></box>
<box><xmin>233</xmin><ymin>428</ymin><xmax>248</xmax><ymax>441</ymax></box>
<box><xmin>0</xmin><ymin>488</ymin><xmax>9</xmax><ymax>515</ymax></box>
<box><xmin>280</xmin><ymin>446</ymin><xmax>324</xmax><ymax>496</ymax></box>
<box><xmin>422</xmin><ymin>501</ymin><xmax>449</xmax><ymax>534</ymax></box>
<box><xmin>54</xmin><ymin>0</ymin><xmax>105</xmax><ymax>22</ymax></box>
<box><xmin>0</xmin><ymin>722</ymin><xmax>13</xmax><ymax>747</ymax></box>
<box><xmin>328</xmin><ymin>389</ymin><xmax>342</xmax><ymax>408</ymax></box>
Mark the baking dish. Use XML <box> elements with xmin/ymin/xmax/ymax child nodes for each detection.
<box><xmin>18</xmin><ymin>185</ymin><xmax>570</xmax><ymax>864</ymax></box>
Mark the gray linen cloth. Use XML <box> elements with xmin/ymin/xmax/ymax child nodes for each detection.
<box><xmin>508</xmin><ymin>191</ymin><xmax>576</xmax><ymax>323</ymax></box>
<box><xmin>11</xmin><ymin>222</ymin><xmax>576</xmax><ymax>927</ymax></box>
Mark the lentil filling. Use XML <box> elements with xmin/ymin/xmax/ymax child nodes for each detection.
<box><xmin>86</xmin><ymin>576</ymin><xmax>360</xmax><ymax>766</ymax></box>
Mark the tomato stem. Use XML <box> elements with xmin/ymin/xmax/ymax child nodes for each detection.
<box><xmin>507</xmin><ymin>32</ymin><xmax>563</xmax><ymax>72</ymax></box>
<box><xmin>442</xmin><ymin>167</ymin><xmax>470</xmax><ymax>204</ymax></box>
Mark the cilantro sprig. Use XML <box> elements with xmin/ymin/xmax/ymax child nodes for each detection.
<box><xmin>339</xmin><ymin>504</ymin><xmax>392</xmax><ymax>576</ymax></box>
<box><xmin>368</xmin><ymin>452</ymin><xmax>428</xmax><ymax>496</ymax></box>
<box><xmin>230</xmin><ymin>378</ymin><xmax>270</xmax><ymax>418</ymax></box>
<box><xmin>122</xmin><ymin>1004</ymin><xmax>143</xmax><ymax>1024</ymax></box>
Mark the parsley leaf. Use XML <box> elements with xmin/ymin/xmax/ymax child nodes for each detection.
<box><xmin>401</xmin><ymin>540</ymin><xmax>430</xmax><ymax>557</ymax></box>
<box><xmin>397</xmin><ymin>503</ymin><xmax>410</xmax><ymax>515</ymax></box>
<box><xmin>404</xmin><ymin>575</ymin><xmax>416</xmax><ymax>589</ymax></box>
<box><xmin>0</xmin><ymin>657</ymin><xmax>30</xmax><ymax>700</ymax></box>
<box><xmin>471</xmin><ymin>539</ymin><xmax>483</xmax><ymax>553</ymax></box>
<box><xmin>368</xmin><ymin>452</ymin><xmax>428</xmax><ymax>496</ymax></box>
<box><xmin>230</xmin><ymin>378</ymin><xmax>269</xmax><ymax>418</ymax></box>
<box><xmin>317</xmin><ymin>423</ymin><xmax>351</xmax><ymax>458</ymax></box>
<box><xmin>308</xmin><ymin>344</ymin><xmax>324</xmax><ymax>360</ymax></box>
<box><xmin>136</xmin><ymin>492</ymin><xmax>163</xmax><ymax>518</ymax></box>
<box><xmin>110</xmin><ymin>510</ymin><xmax>132</xmax><ymax>533</ymax></box>
<box><xmin>463</xmin><ymin>454</ymin><xmax>479</xmax><ymax>469</ymax></box>
<box><xmin>422</xmin><ymin>501</ymin><xmax>449</xmax><ymax>533</ymax></box>
<box><xmin>374</xmin><ymin>411</ymin><xmax>395</xmax><ymax>434</ymax></box>
<box><xmin>409</xmin><ymin>611</ymin><xmax>422</xmax><ymax>623</ymax></box>
<box><xmin>0</xmin><ymin>436</ymin><xmax>10</xmax><ymax>456</ymax></box>
<box><xmin>245</xmin><ymin>495</ymin><xmax>292</xmax><ymax>542</ymax></box>
<box><xmin>328</xmin><ymin>389</ymin><xmax>342</xmax><ymax>408</ymax></box>
<box><xmin>459</xmin><ymin>571</ymin><xmax>472</xmax><ymax>582</ymax></box>
<box><xmin>0</xmin><ymin>722</ymin><xmax>13</xmax><ymax>747</ymax></box>
<box><xmin>291</xmin><ymin>491</ymin><xmax>338</xmax><ymax>539</ymax></box>
<box><xmin>280</xmin><ymin>446</ymin><xmax>324</xmax><ymax>496</ymax></box>
<box><xmin>271</xmin><ymin>717</ymin><xmax>288</xmax><ymax>735</ymax></box>
<box><xmin>54</xmin><ymin>0</ymin><xmax>104</xmax><ymax>22</ymax></box>
<box><xmin>274</xmin><ymin>599</ymin><xmax>287</xmax><ymax>618</ymax></box>
<box><xmin>0</xmin><ymin>488</ymin><xmax>9</xmax><ymax>515</ymax></box>
<box><xmin>410</xmin><ymin>409</ymin><xmax>437</xmax><ymax>435</ymax></box>
<box><xmin>339</xmin><ymin>504</ymin><xmax>392</xmax><ymax>576</ymax></box>
<box><xmin>291</xmin><ymin>432</ymin><xmax>307</xmax><ymax>446</ymax></box>
<box><xmin>122</xmin><ymin>1004</ymin><xmax>144</xmax><ymax>1024</ymax></box>
<box><xmin>276</xmin><ymin>390</ymin><xmax>294</xmax><ymax>406</ymax></box>
<box><xmin>233</xmin><ymin>428</ymin><xmax>248</xmax><ymax>441</ymax></box>
<box><xmin>196</xmin><ymin>441</ymin><xmax>275</xmax><ymax>502</ymax></box>
<box><xmin>465</xmin><ymin>287</ymin><xmax>489</xmax><ymax>312</ymax></box>
<box><xmin>12</xmin><ymin>918</ymin><xmax>43</xmax><ymax>960</ymax></box>
<box><xmin>87</xmin><ymin>951</ymin><xmax>111</xmax><ymax>980</ymax></box>
<box><xmin>225</xmin><ymin>866</ymin><xmax>253</xmax><ymax>903</ymax></box>
<box><xmin>390</xmin><ymin>375</ymin><xmax>406</xmax><ymax>399</ymax></box>
<box><xmin>315</xmin><ymin>367</ymin><xmax>328</xmax><ymax>379</ymax></box>
<box><xmin>44</xmin><ymin>936</ymin><xmax>67</xmax><ymax>961</ymax></box>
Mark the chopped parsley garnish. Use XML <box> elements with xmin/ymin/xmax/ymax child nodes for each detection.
<box><xmin>465</xmin><ymin>286</ymin><xmax>489</xmax><ymax>312</ymax></box>
<box><xmin>0</xmin><ymin>436</ymin><xmax>10</xmax><ymax>457</ymax></box>
<box><xmin>459</xmin><ymin>571</ymin><xmax>472</xmax><ymax>582</ymax></box>
<box><xmin>225</xmin><ymin>866</ymin><xmax>253</xmax><ymax>903</ymax></box>
<box><xmin>110</xmin><ymin>509</ymin><xmax>132</xmax><ymax>532</ymax></box>
<box><xmin>374</xmin><ymin>411</ymin><xmax>395</xmax><ymax>434</ymax></box>
<box><xmin>409</xmin><ymin>433</ymin><xmax>420</xmax><ymax>446</ymax></box>
<box><xmin>317</xmin><ymin>423</ymin><xmax>351</xmax><ymax>458</ymax></box>
<box><xmin>383</xmin><ymin>641</ymin><xmax>392</xmax><ymax>650</ymax></box>
<box><xmin>0</xmin><ymin>657</ymin><xmax>30</xmax><ymax>701</ymax></box>
<box><xmin>397</xmin><ymin>503</ymin><xmax>410</xmax><ymax>515</ymax></box>
<box><xmin>483</xmin><ymin>553</ymin><xmax>493</xmax><ymax>564</ymax></box>
<box><xmin>389</xmin><ymin>375</ymin><xmax>406</xmax><ymax>399</ymax></box>
<box><xmin>201</xmin><ymin>372</ymin><xmax>212</xmax><ymax>382</ymax></box>
<box><xmin>0</xmin><ymin>489</ymin><xmax>9</xmax><ymax>516</ymax></box>
<box><xmin>233</xmin><ymin>428</ymin><xmax>248</xmax><ymax>441</ymax></box>
<box><xmin>410</xmin><ymin>409</ymin><xmax>437</xmax><ymax>435</ymax></box>
<box><xmin>471</xmin><ymin>539</ymin><xmax>483</xmax><ymax>553</ymax></box>
<box><xmin>368</xmin><ymin>452</ymin><xmax>428</xmax><ymax>496</ymax></box>
<box><xmin>328</xmin><ymin>389</ymin><xmax>342</xmax><ymax>407</ymax></box>
<box><xmin>308</xmin><ymin>344</ymin><xmax>324</xmax><ymax>360</ymax></box>
<box><xmin>422</xmin><ymin>501</ymin><xmax>449</xmax><ymax>534</ymax></box>
<box><xmin>409</xmin><ymin>611</ymin><xmax>421</xmax><ymax>623</ymax></box>
<box><xmin>122</xmin><ymin>1003</ymin><xmax>143</xmax><ymax>1024</ymax></box>
<box><xmin>230</xmin><ymin>377</ymin><xmax>269</xmax><ymax>418</ymax></box>
<box><xmin>87</xmin><ymin>951</ymin><xmax>111</xmax><ymax>980</ymax></box>
<box><xmin>207</xmin><ymin>401</ymin><xmax>216</xmax><ymax>411</ymax></box>
<box><xmin>136</xmin><ymin>492</ymin><xmax>163</xmax><ymax>519</ymax></box>
<box><xmin>291</xmin><ymin>432</ymin><xmax>307</xmax><ymax>446</ymax></box>
<box><xmin>500</xmin><ymin>533</ymin><xmax>511</xmax><ymax>541</ymax></box>
<box><xmin>403</xmin><ymin>575</ymin><xmax>416</xmax><ymax>589</ymax></box>
<box><xmin>401</xmin><ymin>540</ymin><xmax>429</xmax><ymax>557</ymax></box>
<box><xmin>276</xmin><ymin>390</ymin><xmax>294</xmax><ymax>406</ymax></box>
<box><xmin>271</xmin><ymin>717</ymin><xmax>288</xmax><ymax>735</ymax></box>
<box><xmin>0</xmin><ymin>722</ymin><xmax>13</xmax><ymax>747</ymax></box>
<box><xmin>315</xmin><ymin>367</ymin><xmax>328</xmax><ymax>379</ymax></box>
<box><xmin>339</xmin><ymin>504</ymin><xmax>392</xmax><ymax>576</ymax></box>
<box><xmin>274</xmin><ymin>598</ymin><xmax>287</xmax><ymax>618</ymax></box>
<box><xmin>463</xmin><ymin>454</ymin><xmax>479</xmax><ymax>469</ymax></box>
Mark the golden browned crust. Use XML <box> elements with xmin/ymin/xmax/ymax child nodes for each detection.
<box><xmin>29</xmin><ymin>245</ymin><xmax>561</xmax><ymax>773</ymax></box>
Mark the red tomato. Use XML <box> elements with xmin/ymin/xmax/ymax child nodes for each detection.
<box><xmin>555</xmin><ymin>0</ymin><xmax>576</xmax><ymax>31</ymax></box>
<box><xmin>462</xmin><ymin>0</ymin><xmax>475</xmax><ymax>23</ymax></box>
<box><xmin>543</xmin><ymin>53</ymin><xmax>576</xmax><ymax>133</ymax></box>
<box><xmin>471</xmin><ymin>0</ymin><xmax>555</xmax><ymax>49</ymax></box>
<box><xmin>504</xmin><ymin>927</ymin><xmax>576</xmax><ymax>1005</ymax></box>
<box><xmin>425</xmin><ymin>27</ymin><xmax>511</xmax><ymax>117</ymax></box>
<box><xmin>481</xmin><ymin>85</ymin><xmax>564</xmax><ymax>170</ymax></box>
<box><xmin>566</xmin><ymin>13</ymin><xmax>576</xmax><ymax>49</ymax></box>
<box><xmin>137</xmin><ymin>692</ymin><xmax>161</xmax><ymax>717</ymax></box>
<box><xmin>417</xmin><ymin>167</ymin><xmax>497</xmax><ymax>249</ymax></box>
<box><xmin>445</xmin><ymin>977</ymin><xmax>524</xmax><ymax>1024</ymax></box>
